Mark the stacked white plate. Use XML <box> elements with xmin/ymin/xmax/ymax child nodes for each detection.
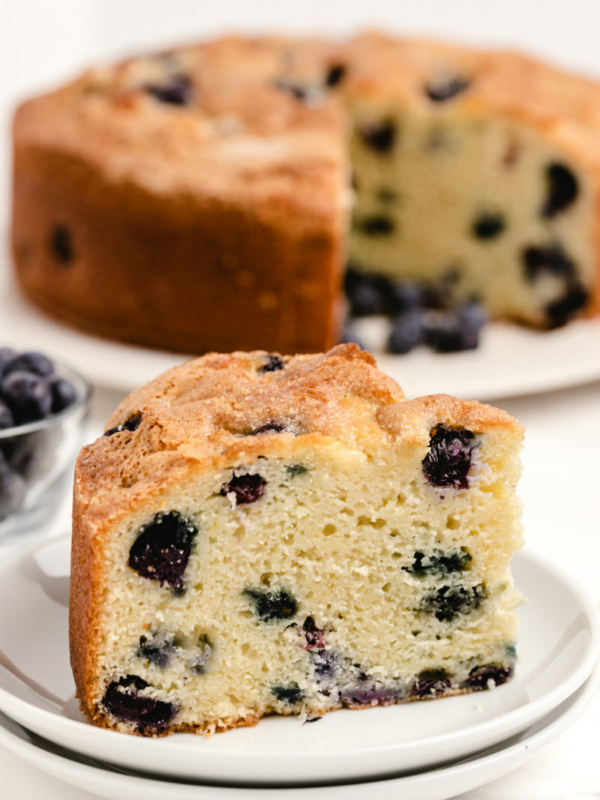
<box><xmin>0</xmin><ymin>535</ymin><xmax>598</xmax><ymax>800</ymax></box>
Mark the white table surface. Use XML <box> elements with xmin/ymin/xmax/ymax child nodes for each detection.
<box><xmin>0</xmin><ymin>375</ymin><xmax>599</xmax><ymax>799</ymax></box>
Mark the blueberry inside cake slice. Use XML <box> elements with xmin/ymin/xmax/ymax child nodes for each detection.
<box><xmin>70</xmin><ymin>344</ymin><xmax>524</xmax><ymax>735</ymax></box>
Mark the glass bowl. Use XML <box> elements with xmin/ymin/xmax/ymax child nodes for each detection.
<box><xmin>0</xmin><ymin>362</ymin><xmax>90</xmax><ymax>538</ymax></box>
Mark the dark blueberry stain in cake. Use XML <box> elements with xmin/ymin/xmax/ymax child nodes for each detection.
<box><xmin>472</xmin><ymin>211</ymin><xmax>506</xmax><ymax>240</ymax></box>
<box><xmin>312</xmin><ymin>648</ymin><xmax>338</xmax><ymax>679</ymax></box>
<box><xmin>355</xmin><ymin>215</ymin><xmax>396</xmax><ymax>236</ymax></box>
<box><xmin>464</xmin><ymin>663</ymin><xmax>514</xmax><ymax>690</ymax></box>
<box><xmin>420</xmin><ymin>583</ymin><xmax>485</xmax><ymax>622</ymax></box>
<box><xmin>146</xmin><ymin>74</ymin><xmax>193</xmax><ymax>106</ymax></box>
<box><xmin>271</xmin><ymin>683</ymin><xmax>305</xmax><ymax>704</ymax></box>
<box><xmin>302</xmin><ymin>616</ymin><xmax>326</xmax><ymax>649</ymax></box>
<box><xmin>286</xmin><ymin>464</ymin><xmax>309</xmax><ymax>477</ymax></box>
<box><xmin>411</xmin><ymin>669</ymin><xmax>452</xmax><ymax>698</ymax></box>
<box><xmin>243</xmin><ymin>587</ymin><xmax>298</xmax><ymax>622</ymax></box>
<box><xmin>189</xmin><ymin>635</ymin><xmax>213</xmax><ymax>675</ymax></box>
<box><xmin>221</xmin><ymin>473</ymin><xmax>266</xmax><ymax>505</ymax></box>
<box><xmin>325</xmin><ymin>63</ymin><xmax>347</xmax><ymax>87</ymax></box>
<box><xmin>358</xmin><ymin>120</ymin><xmax>396</xmax><ymax>154</ymax></box>
<box><xmin>138</xmin><ymin>632</ymin><xmax>176</xmax><ymax>669</ymax></box>
<box><xmin>426</xmin><ymin>75</ymin><xmax>471</xmax><ymax>102</ymax></box>
<box><xmin>50</xmin><ymin>225</ymin><xmax>74</xmax><ymax>265</ymax></box>
<box><xmin>341</xmin><ymin>681</ymin><xmax>400</xmax><ymax>707</ymax></box>
<box><xmin>250</xmin><ymin>421</ymin><xmax>288</xmax><ymax>435</ymax></box>
<box><xmin>542</xmin><ymin>162</ymin><xmax>579</xmax><ymax>218</ymax></box>
<box><xmin>404</xmin><ymin>547</ymin><xmax>472</xmax><ymax>577</ymax></box>
<box><xmin>259</xmin><ymin>354</ymin><xmax>285</xmax><ymax>374</ymax></box>
<box><xmin>104</xmin><ymin>412</ymin><xmax>143</xmax><ymax>437</ymax></box>
<box><xmin>388</xmin><ymin>309</ymin><xmax>426</xmax><ymax>354</ymax></box>
<box><xmin>128</xmin><ymin>511</ymin><xmax>198</xmax><ymax>594</ymax></box>
<box><xmin>102</xmin><ymin>675</ymin><xmax>176</xmax><ymax>731</ymax></box>
<box><xmin>522</xmin><ymin>243</ymin><xmax>576</xmax><ymax>282</ymax></box>
<box><xmin>376</xmin><ymin>187</ymin><xmax>398</xmax><ymax>205</ymax></box>
<box><xmin>546</xmin><ymin>282</ymin><xmax>590</xmax><ymax>328</ymax></box>
<box><xmin>422</xmin><ymin>425</ymin><xmax>476</xmax><ymax>489</ymax></box>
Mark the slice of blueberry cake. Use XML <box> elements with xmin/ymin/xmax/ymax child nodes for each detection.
<box><xmin>70</xmin><ymin>344</ymin><xmax>524</xmax><ymax>735</ymax></box>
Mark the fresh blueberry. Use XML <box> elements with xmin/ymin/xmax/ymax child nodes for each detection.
<box><xmin>221</xmin><ymin>473</ymin><xmax>266</xmax><ymax>505</ymax></box>
<box><xmin>388</xmin><ymin>309</ymin><xmax>426</xmax><ymax>354</ymax></box>
<box><xmin>546</xmin><ymin>283</ymin><xmax>590</xmax><ymax>328</ymax></box>
<box><xmin>0</xmin><ymin>450</ymin><xmax>27</xmax><ymax>521</ymax></box>
<box><xmin>0</xmin><ymin>348</ymin><xmax>17</xmax><ymax>377</ymax></box>
<box><xmin>472</xmin><ymin>211</ymin><xmax>506</xmax><ymax>240</ymax></box>
<box><xmin>358</xmin><ymin>120</ymin><xmax>396</xmax><ymax>154</ymax></box>
<box><xmin>138</xmin><ymin>632</ymin><xmax>176</xmax><ymax>669</ymax></box>
<box><xmin>420</xmin><ymin>583</ymin><xmax>485</xmax><ymax>622</ymax></box>
<box><xmin>404</xmin><ymin>548</ymin><xmax>472</xmax><ymax>577</ymax></box>
<box><xmin>424</xmin><ymin>303</ymin><xmax>485</xmax><ymax>353</ymax></box>
<box><xmin>243</xmin><ymin>587</ymin><xmax>298</xmax><ymax>622</ymax></box>
<box><xmin>49</xmin><ymin>376</ymin><xmax>77</xmax><ymax>414</ymax></box>
<box><xmin>271</xmin><ymin>683</ymin><xmax>304</xmax><ymax>704</ymax></box>
<box><xmin>259</xmin><ymin>354</ymin><xmax>285</xmax><ymax>374</ymax></box>
<box><xmin>422</xmin><ymin>425</ymin><xmax>476</xmax><ymax>489</ymax></box>
<box><xmin>388</xmin><ymin>282</ymin><xmax>426</xmax><ymax>314</ymax></box>
<box><xmin>543</xmin><ymin>163</ymin><xmax>579</xmax><ymax>218</ymax></box>
<box><xmin>426</xmin><ymin>76</ymin><xmax>470</xmax><ymax>102</ymax></box>
<box><xmin>102</xmin><ymin>675</ymin><xmax>176</xmax><ymax>731</ymax></box>
<box><xmin>3</xmin><ymin>351</ymin><xmax>54</xmax><ymax>378</ymax></box>
<box><xmin>1</xmin><ymin>371</ymin><xmax>53</xmax><ymax>424</ymax></box>
<box><xmin>128</xmin><ymin>511</ymin><xmax>198</xmax><ymax>594</ymax></box>
<box><xmin>104</xmin><ymin>412</ymin><xmax>143</xmax><ymax>437</ymax></box>
<box><xmin>344</xmin><ymin>268</ymin><xmax>390</xmax><ymax>316</ymax></box>
<box><xmin>146</xmin><ymin>74</ymin><xmax>192</xmax><ymax>105</ymax></box>
<box><xmin>325</xmin><ymin>63</ymin><xmax>346</xmax><ymax>87</ymax></box>
<box><xmin>0</xmin><ymin>400</ymin><xmax>14</xmax><ymax>430</ymax></box>
<box><xmin>522</xmin><ymin>243</ymin><xmax>575</xmax><ymax>282</ymax></box>
<box><xmin>464</xmin><ymin>663</ymin><xmax>514</xmax><ymax>690</ymax></box>
<box><xmin>50</xmin><ymin>225</ymin><xmax>74</xmax><ymax>264</ymax></box>
<box><xmin>411</xmin><ymin>669</ymin><xmax>452</xmax><ymax>698</ymax></box>
<box><xmin>355</xmin><ymin>215</ymin><xmax>395</xmax><ymax>236</ymax></box>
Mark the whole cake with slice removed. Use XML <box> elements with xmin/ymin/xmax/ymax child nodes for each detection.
<box><xmin>13</xmin><ymin>33</ymin><xmax>600</xmax><ymax>356</ymax></box>
<box><xmin>70</xmin><ymin>344</ymin><xmax>524</xmax><ymax>735</ymax></box>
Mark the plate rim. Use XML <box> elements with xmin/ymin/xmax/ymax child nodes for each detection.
<box><xmin>0</xmin><ymin>667</ymin><xmax>597</xmax><ymax>799</ymax></box>
<box><xmin>0</xmin><ymin>535</ymin><xmax>598</xmax><ymax>785</ymax></box>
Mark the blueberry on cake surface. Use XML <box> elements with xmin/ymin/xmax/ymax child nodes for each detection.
<box><xmin>12</xmin><ymin>34</ymin><xmax>600</xmax><ymax>357</ymax></box>
<box><xmin>70</xmin><ymin>344</ymin><xmax>524</xmax><ymax>736</ymax></box>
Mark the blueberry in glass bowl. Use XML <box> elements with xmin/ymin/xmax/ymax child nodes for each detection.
<box><xmin>0</xmin><ymin>348</ymin><xmax>90</xmax><ymax>537</ymax></box>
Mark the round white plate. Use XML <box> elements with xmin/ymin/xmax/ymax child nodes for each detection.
<box><xmin>0</xmin><ymin>537</ymin><xmax>598</xmax><ymax>787</ymax></box>
<box><xmin>2</xmin><ymin>267</ymin><xmax>600</xmax><ymax>400</ymax></box>
<box><xmin>0</xmin><ymin>670</ymin><xmax>597</xmax><ymax>800</ymax></box>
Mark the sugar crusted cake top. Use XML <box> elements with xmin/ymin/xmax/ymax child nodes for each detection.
<box><xmin>75</xmin><ymin>345</ymin><xmax>522</xmax><ymax>526</ymax></box>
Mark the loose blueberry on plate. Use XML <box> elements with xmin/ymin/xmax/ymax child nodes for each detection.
<box><xmin>388</xmin><ymin>309</ymin><xmax>426</xmax><ymax>354</ymax></box>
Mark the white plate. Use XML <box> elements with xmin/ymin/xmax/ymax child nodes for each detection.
<box><xmin>0</xmin><ymin>537</ymin><xmax>598</xmax><ymax>787</ymax></box>
<box><xmin>2</xmin><ymin>267</ymin><xmax>600</xmax><ymax>400</ymax></box>
<box><xmin>0</xmin><ymin>670</ymin><xmax>597</xmax><ymax>800</ymax></box>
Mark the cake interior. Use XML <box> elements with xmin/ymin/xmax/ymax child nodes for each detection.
<box><xmin>349</xmin><ymin>104</ymin><xmax>596</xmax><ymax>329</ymax></box>
<box><xmin>92</xmin><ymin>421</ymin><xmax>522</xmax><ymax>735</ymax></box>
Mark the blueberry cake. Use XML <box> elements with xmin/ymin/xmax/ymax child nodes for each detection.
<box><xmin>13</xmin><ymin>34</ymin><xmax>600</xmax><ymax>355</ymax></box>
<box><xmin>70</xmin><ymin>344</ymin><xmax>524</xmax><ymax>735</ymax></box>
